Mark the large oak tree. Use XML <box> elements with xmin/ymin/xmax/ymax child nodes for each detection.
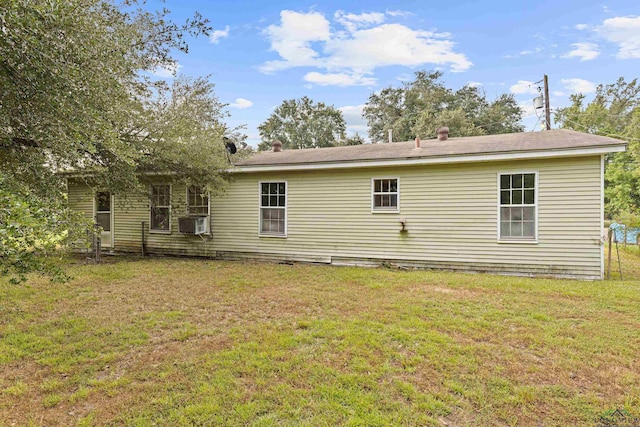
<box><xmin>0</xmin><ymin>1</ymin><xmax>241</xmax><ymax>282</ymax></box>
<box><xmin>363</xmin><ymin>71</ymin><xmax>524</xmax><ymax>142</ymax></box>
<box><xmin>257</xmin><ymin>96</ymin><xmax>349</xmax><ymax>150</ymax></box>
<box><xmin>556</xmin><ymin>77</ymin><xmax>640</xmax><ymax>218</ymax></box>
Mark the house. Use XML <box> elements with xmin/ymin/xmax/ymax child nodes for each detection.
<box><xmin>66</xmin><ymin>128</ymin><xmax>626</xmax><ymax>279</ymax></box>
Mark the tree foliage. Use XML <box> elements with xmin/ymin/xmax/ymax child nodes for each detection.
<box><xmin>363</xmin><ymin>71</ymin><xmax>524</xmax><ymax>142</ymax></box>
<box><xmin>258</xmin><ymin>97</ymin><xmax>347</xmax><ymax>150</ymax></box>
<box><xmin>555</xmin><ymin>78</ymin><xmax>640</xmax><ymax>217</ymax></box>
<box><xmin>340</xmin><ymin>133</ymin><xmax>366</xmax><ymax>146</ymax></box>
<box><xmin>0</xmin><ymin>1</ymin><xmax>242</xmax><ymax>282</ymax></box>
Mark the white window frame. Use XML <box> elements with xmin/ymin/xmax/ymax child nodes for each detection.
<box><xmin>186</xmin><ymin>185</ymin><xmax>211</xmax><ymax>234</ymax></box>
<box><xmin>371</xmin><ymin>177</ymin><xmax>400</xmax><ymax>213</ymax></box>
<box><xmin>497</xmin><ymin>171</ymin><xmax>538</xmax><ymax>244</ymax></box>
<box><xmin>149</xmin><ymin>184</ymin><xmax>172</xmax><ymax>234</ymax></box>
<box><xmin>258</xmin><ymin>181</ymin><xmax>287</xmax><ymax>238</ymax></box>
<box><xmin>93</xmin><ymin>191</ymin><xmax>114</xmax><ymax>248</ymax></box>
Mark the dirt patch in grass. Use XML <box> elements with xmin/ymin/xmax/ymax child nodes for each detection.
<box><xmin>1</xmin><ymin>258</ymin><xmax>639</xmax><ymax>426</ymax></box>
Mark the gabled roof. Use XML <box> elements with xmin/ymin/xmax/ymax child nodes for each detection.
<box><xmin>234</xmin><ymin>129</ymin><xmax>626</xmax><ymax>172</ymax></box>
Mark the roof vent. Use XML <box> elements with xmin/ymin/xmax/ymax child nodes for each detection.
<box><xmin>414</xmin><ymin>137</ymin><xmax>421</xmax><ymax>148</ymax></box>
<box><xmin>272</xmin><ymin>140</ymin><xmax>283</xmax><ymax>152</ymax></box>
<box><xmin>436</xmin><ymin>127</ymin><xmax>449</xmax><ymax>141</ymax></box>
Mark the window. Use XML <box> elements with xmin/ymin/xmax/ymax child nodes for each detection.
<box><xmin>260</xmin><ymin>182</ymin><xmax>286</xmax><ymax>236</ymax></box>
<box><xmin>187</xmin><ymin>186</ymin><xmax>209</xmax><ymax>216</ymax></box>
<box><xmin>95</xmin><ymin>192</ymin><xmax>111</xmax><ymax>232</ymax></box>
<box><xmin>372</xmin><ymin>178</ymin><xmax>399</xmax><ymax>212</ymax></box>
<box><xmin>150</xmin><ymin>184</ymin><xmax>171</xmax><ymax>232</ymax></box>
<box><xmin>499</xmin><ymin>173</ymin><xmax>536</xmax><ymax>240</ymax></box>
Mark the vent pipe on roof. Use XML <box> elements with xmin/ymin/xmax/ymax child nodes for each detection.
<box><xmin>436</xmin><ymin>126</ymin><xmax>449</xmax><ymax>141</ymax></box>
<box><xmin>388</xmin><ymin>129</ymin><xmax>393</xmax><ymax>143</ymax></box>
<box><xmin>272</xmin><ymin>140</ymin><xmax>283</xmax><ymax>152</ymax></box>
<box><xmin>415</xmin><ymin>137</ymin><xmax>421</xmax><ymax>148</ymax></box>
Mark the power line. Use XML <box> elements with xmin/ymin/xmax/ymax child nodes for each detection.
<box><xmin>560</xmin><ymin>118</ymin><xmax>640</xmax><ymax>142</ymax></box>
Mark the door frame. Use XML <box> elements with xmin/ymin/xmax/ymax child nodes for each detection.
<box><xmin>93</xmin><ymin>192</ymin><xmax>114</xmax><ymax>248</ymax></box>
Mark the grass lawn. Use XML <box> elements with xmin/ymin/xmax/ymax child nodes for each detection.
<box><xmin>1</xmin><ymin>258</ymin><xmax>639</xmax><ymax>426</ymax></box>
<box><xmin>606</xmin><ymin>242</ymin><xmax>640</xmax><ymax>280</ymax></box>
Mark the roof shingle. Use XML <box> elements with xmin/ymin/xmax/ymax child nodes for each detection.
<box><xmin>236</xmin><ymin>129</ymin><xmax>625</xmax><ymax>167</ymax></box>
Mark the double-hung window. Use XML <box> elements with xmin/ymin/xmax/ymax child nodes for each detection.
<box><xmin>260</xmin><ymin>182</ymin><xmax>286</xmax><ymax>236</ymax></box>
<box><xmin>187</xmin><ymin>186</ymin><xmax>209</xmax><ymax>216</ymax></box>
<box><xmin>499</xmin><ymin>173</ymin><xmax>536</xmax><ymax>241</ymax></box>
<box><xmin>372</xmin><ymin>178</ymin><xmax>399</xmax><ymax>212</ymax></box>
<box><xmin>150</xmin><ymin>184</ymin><xmax>171</xmax><ymax>232</ymax></box>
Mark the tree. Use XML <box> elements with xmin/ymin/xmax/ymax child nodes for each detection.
<box><xmin>0</xmin><ymin>1</ymin><xmax>242</xmax><ymax>282</ymax></box>
<box><xmin>258</xmin><ymin>97</ymin><xmax>346</xmax><ymax>150</ymax></box>
<box><xmin>555</xmin><ymin>78</ymin><xmax>640</xmax><ymax>217</ymax></box>
<box><xmin>340</xmin><ymin>133</ymin><xmax>366</xmax><ymax>146</ymax></box>
<box><xmin>363</xmin><ymin>71</ymin><xmax>524</xmax><ymax>142</ymax></box>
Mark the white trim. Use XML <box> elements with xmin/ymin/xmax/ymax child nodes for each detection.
<box><xmin>496</xmin><ymin>171</ymin><xmax>539</xmax><ymax>244</ymax></box>
<box><xmin>371</xmin><ymin>177</ymin><xmax>400</xmax><ymax>213</ymax></box>
<box><xmin>258</xmin><ymin>180</ymin><xmax>288</xmax><ymax>238</ymax></box>
<box><xmin>600</xmin><ymin>154</ymin><xmax>605</xmax><ymax>278</ymax></box>
<box><xmin>232</xmin><ymin>145</ymin><xmax>626</xmax><ymax>173</ymax></box>
<box><xmin>149</xmin><ymin>183</ymin><xmax>172</xmax><ymax>234</ymax></box>
<box><xmin>186</xmin><ymin>185</ymin><xmax>211</xmax><ymax>234</ymax></box>
<box><xmin>93</xmin><ymin>191</ymin><xmax>114</xmax><ymax>248</ymax></box>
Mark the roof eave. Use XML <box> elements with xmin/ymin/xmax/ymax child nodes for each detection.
<box><xmin>231</xmin><ymin>144</ymin><xmax>626</xmax><ymax>173</ymax></box>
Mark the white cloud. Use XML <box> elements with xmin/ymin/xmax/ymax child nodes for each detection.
<box><xmin>597</xmin><ymin>16</ymin><xmax>640</xmax><ymax>59</ymax></box>
<box><xmin>230</xmin><ymin>98</ymin><xmax>253</xmax><ymax>109</ymax></box>
<box><xmin>561</xmin><ymin>78</ymin><xmax>596</xmax><ymax>94</ymax></box>
<box><xmin>518</xmin><ymin>101</ymin><xmax>536</xmax><ymax>117</ymax></box>
<box><xmin>323</xmin><ymin>24</ymin><xmax>472</xmax><ymax>73</ymax></box>
<box><xmin>335</xmin><ymin>10</ymin><xmax>385</xmax><ymax>33</ymax></box>
<box><xmin>338</xmin><ymin>104</ymin><xmax>369</xmax><ymax>138</ymax></box>
<box><xmin>260</xmin><ymin>11</ymin><xmax>330</xmax><ymax>73</ymax></box>
<box><xmin>151</xmin><ymin>63</ymin><xmax>182</xmax><ymax>78</ymax></box>
<box><xmin>259</xmin><ymin>9</ymin><xmax>472</xmax><ymax>84</ymax></box>
<box><xmin>209</xmin><ymin>25</ymin><xmax>230</xmax><ymax>44</ymax></box>
<box><xmin>467</xmin><ymin>81</ymin><xmax>483</xmax><ymax>88</ymax></box>
<box><xmin>563</xmin><ymin>42</ymin><xmax>600</xmax><ymax>61</ymax></box>
<box><xmin>504</xmin><ymin>47</ymin><xmax>543</xmax><ymax>58</ymax></box>
<box><xmin>575</xmin><ymin>23</ymin><xmax>589</xmax><ymax>30</ymax></box>
<box><xmin>304</xmin><ymin>72</ymin><xmax>376</xmax><ymax>86</ymax></box>
<box><xmin>510</xmin><ymin>80</ymin><xmax>539</xmax><ymax>95</ymax></box>
<box><xmin>553</xmin><ymin>91</ymin><xmax>566</xmax><ymax>97</ymax></box>
<box><xmin>386</xmin><ymin>10</ymin><xmax>414</xmax><ymax>18</ymax></box>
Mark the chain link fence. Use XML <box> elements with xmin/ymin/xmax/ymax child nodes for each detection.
<box><xmin>604</xmin><ymin>226</ymin><xmax>640</xmax><ymax>280</ymax></box>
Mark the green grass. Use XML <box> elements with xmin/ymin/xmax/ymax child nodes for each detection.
<box><xmin>1</xmin><ymin>258</ymin><xmax>639</xmax><ymax>426</ymax></box>
<box><xmin>605</xmin><ymin>242</ymin><xmax>640</xmax><ymax>280</ymax></box>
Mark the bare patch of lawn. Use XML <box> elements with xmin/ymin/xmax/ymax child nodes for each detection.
<box><xmin>1</xmin><ymin>258</ymin><xmax>639</xmax><ymax>426</ymax></box>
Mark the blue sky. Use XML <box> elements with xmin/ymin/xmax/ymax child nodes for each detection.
<box><xmin>150</xmin><ymin>0</ymin><xmax>640</xmax><ymax>146</ymax></box>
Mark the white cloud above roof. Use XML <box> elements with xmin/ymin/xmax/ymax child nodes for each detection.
<box><xmin>151</xmin><ymin>63</ymin><xmax>182</xmax><ymax>78</ymax></box>
<box><xmin>560</xmin><ymin>78</ymin><xmax>596</xmax><ymax>94</ymax></box>
<box><xmin>230</xmin><ymin>98</ymin><xmax>253</xmax><ymax>109</ymax></box>
<box><xmin>338</xmin><ymin>104</ymin><xmax>369</xmax><ymax>136</ymax></box>
<box><xmin>597</xmin><ymin>16</ymin><xmax>640</xmax><ymax>59</ymax></box>
<box><xmin>510</xmin><ymin>80</ymin><xmax>539</xmax><ymax>95</ymax></box>
<box><xmin>304</xmin><ymin>72</ymin><xmax>376</xmax><ymax>87</ymax></box>
<box><xmin>209</xmin><ymin>26</ymin><xmax>230</xmax><ymax>44</ymax></box>
<box><xmin>563</xmin><ymin>42</ymin><xmax>600</xmax><ymax>61</ymax></box>
<box><xmin>259</xmin><ymin>9</ymin><xmax>471</xmax><ymax>84</ymax></box>
<box><xmin>334</xmin><ymin>11</ymin><xmax>385</xmax><ymax>33</ymax></box>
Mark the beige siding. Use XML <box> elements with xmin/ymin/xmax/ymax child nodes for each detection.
<box><xmin>66</xmin><ymin>155</ymin><xmax>604</xmax><ymax>279</ymax></box>
<box><xmin>66</xmin><ymin>180</ymin><xmax>95</xmax><ymax>250</ymax></box>
<box><xmin>67</xmin><ymin>180</ymin><xmax>94</xmax><ymax>221</ymax></box>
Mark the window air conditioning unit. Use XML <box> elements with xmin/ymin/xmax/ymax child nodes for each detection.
<box><xmin>178</xmin><ymin>216</ymin><xmax>207</xmax><ymax>235</ymax></box>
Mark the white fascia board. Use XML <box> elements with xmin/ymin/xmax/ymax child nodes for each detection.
<box><xmin>231</xmin><ymin>145</ymin><xmax>626</xmax><ymax>173</ymax></box>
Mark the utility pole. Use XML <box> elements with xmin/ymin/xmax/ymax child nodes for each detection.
<box><xmin>543</xmin><ymin>74</ymin><xmax>551</xmax><ymax>130</ymax></box>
